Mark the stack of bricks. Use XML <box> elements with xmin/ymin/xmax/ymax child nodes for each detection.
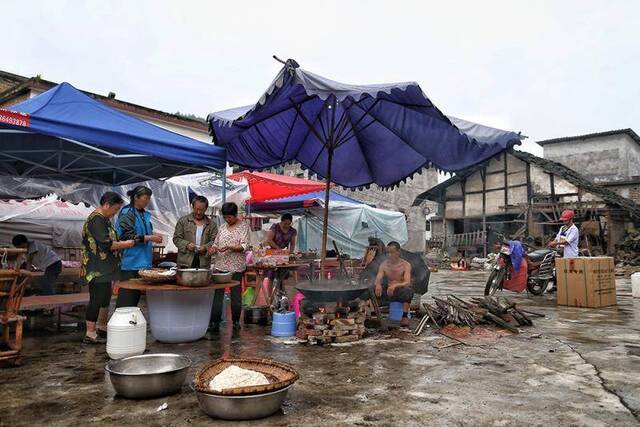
<box><xmin>296</xmin><ymin>300</ymin><xmax>367</xmax><ymax>345</ymax></box>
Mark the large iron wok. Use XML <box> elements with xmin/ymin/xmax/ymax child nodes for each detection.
<box><xmin>295</xmin><ymin>280</ymin><xmax>369</xmax><ymax>303</ymax></box>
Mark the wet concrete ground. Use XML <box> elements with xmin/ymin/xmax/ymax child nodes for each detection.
<box><xmin>2</xmin><ymin>270</ymin><xmax>640</xmax><ymax>426</ymax></box>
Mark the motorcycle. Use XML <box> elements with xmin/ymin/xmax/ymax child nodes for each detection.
<box><xmin>484</xmin><ymin>240</ymin><xmax>558</xmax><ymax>296</ymax></box>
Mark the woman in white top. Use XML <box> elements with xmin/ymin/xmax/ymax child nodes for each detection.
<box><xmin>208</xmin><ymin>202</ymin><xmax>250</xmax><ymax>331</ymax></box>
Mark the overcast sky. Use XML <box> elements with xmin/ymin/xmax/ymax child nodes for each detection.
<box><xmin>4</xmin><ymin>1</ymin><xmax>640</xmax><ymax>155</ymax></box>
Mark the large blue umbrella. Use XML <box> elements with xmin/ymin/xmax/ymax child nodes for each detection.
<box><xmin>209</xmin><ymin>58</ymin><xmax>520</xmax><ymax>259</ymax></box>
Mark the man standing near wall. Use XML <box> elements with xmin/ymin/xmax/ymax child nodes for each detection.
<box><xmin>549</xmin><ymin>209</ymin><xmax>580</xmax><ymax>258</ymax></box>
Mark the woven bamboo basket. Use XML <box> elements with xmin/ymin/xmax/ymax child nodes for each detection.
<box><xmin>137</xmin><ymin>268</ymin><xmax>176</xmax><ymax>283</ymax></box>
<box><xmin>194</xmin><ymin>358</ymin><xmax>299</xmax><ymax>396</ymax></box>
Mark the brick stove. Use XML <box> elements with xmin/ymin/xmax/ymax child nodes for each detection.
<box><xmin>296</xmin><ymin>299</ymin><xmax>367</xmax><ymax>345</ymax></box>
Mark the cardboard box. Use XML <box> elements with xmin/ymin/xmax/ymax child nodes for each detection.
<box><xmin>556</xmin><ymin>257</ymin><xmax>616</xmax><ymax>308</ymax></box>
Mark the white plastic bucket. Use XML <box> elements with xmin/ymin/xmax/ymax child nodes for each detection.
<box><xmin>107</xmin><ymin>307</ymin><xmax>147</xmax><ymax>359</ymax></box>
<box><xmin>632</xmin><ymin>273</ymin><xmax>640</xmax><ymax>298</ymax></box>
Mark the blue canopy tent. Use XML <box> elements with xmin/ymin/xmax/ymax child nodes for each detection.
<box><xmin>209</xmin><ymin>58</ymin><xmax>520</xmax><ymax>259</ymax></box>
<box><xmin>248</xmin><ymin>189</ymin><xmax>367</xmax><ymax>212</ymax></box>
<box><xmin>0</xmin><ymin>82</ymin><xmax>227</xmax><ymax>186</ymax></box>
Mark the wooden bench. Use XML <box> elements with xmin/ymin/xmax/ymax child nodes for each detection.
<box><xmin>21</xmin><ymin>293</ymin><xmax>91</xmax><ymax>330</ymax></box>
<box><xmin>20</xmin><ymin>293</ymin><xmax>89</xmax><ymax>311</ymax></box>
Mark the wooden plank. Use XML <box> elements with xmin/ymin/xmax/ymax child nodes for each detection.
<box><xmin>507</xmin><ymin>183</ymin><xmax>529</xmax><ymax>190</ymax></box>
<box><xmin>461</xmin><ymin>179</ymin><xmax>466</xmax><ymax>218</ymax></box>
<box><xmin>20</xmin><ymin>293</ymin><xmax>90</xmax><ymax>310</ymax></box>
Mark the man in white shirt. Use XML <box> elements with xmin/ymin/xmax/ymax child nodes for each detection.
<box><xmin>12</xmin><ymin>234</ymin><xmax>62</xmax><ymax>295</ymax></box>
<box><xmin>549</xmin><ymin>210</ymin><xmax>579</xmax><ymax>258</ymax></box>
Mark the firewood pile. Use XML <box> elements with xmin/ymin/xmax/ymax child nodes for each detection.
<box><xmin>297</xmin><ymin>301</ymin><xmax>367</xmax><ymax>345</ymax></box>
<box><xmin>616</xmin><ymin>230</ymin><xmax>640</xmax><ymax>267</ymax></box>
<box><xmin>415</xmin><ymin>295</ymin><xmax>541</xmax><ymax>336</ymax></box>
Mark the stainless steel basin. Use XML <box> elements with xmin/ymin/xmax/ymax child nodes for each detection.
<box><xmin>211</xmin><ymin>271</ymin><xmax>233</xmax><ymax>284</ymax></box>
<box><xmin>105</xmin><ymin>353</ymin><xmax>191</xmax><ymax>399</ymax></box>
<box><xmin>176</xmin><ymin>268</ymin><xmax>212</xmax><ymax>287</ymax></box>
<box><xmin>194</xmin><ymin>385</ymin><xmax>292</xmax><ymax>420</ymax></box>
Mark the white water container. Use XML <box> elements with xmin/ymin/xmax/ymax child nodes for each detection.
<box><xmin>107</xmin><ymin>307</ymin><xmax>147</xmax><ymax>359</ymax></box>
<box><xmin>632</xmin><ymin>273</ymin><xmax>640</xmax><ymax>298</ymax></box>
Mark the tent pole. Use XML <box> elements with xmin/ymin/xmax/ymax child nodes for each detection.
<box><xmin>321</xmin><ymin>96</ymin><xmax>337</xmax><ymax>274</ymax></box>
<box><xmin>221</xmin><ymin>171</ymin><xmax>227</xmax><ymax>203</ymax></box>
<box><xmin>320</xmin><ymin>148</ymin><xmax>333</xmax><ymax>272</ymax></box>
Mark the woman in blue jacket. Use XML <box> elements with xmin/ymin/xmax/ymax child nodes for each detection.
<box><xmin>115</xmin><ymin>186</ymin><xmax>162</xmax><ymax>308</ymax></box>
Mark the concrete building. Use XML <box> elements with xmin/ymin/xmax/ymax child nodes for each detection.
<box><xmin>0</xmin><ymin>70</ymin><xmax>211</xmax><ymax>142</ymax></box>
<box><xmin>538</xmin><ymin>129</ymin><xmax>640</xmax><ymax>203</ymax></box>
<box><xmin>414</xmin><ymin>149</ymin><xmax>640</xmax><ymax>256</ymax></box>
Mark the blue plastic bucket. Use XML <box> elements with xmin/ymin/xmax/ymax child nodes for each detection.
<box><xmin>271</xmin><ymin>311</ymin><xmax>297</xmax><ymax>337</ymax></box>
<box><xmin>388</xmin><ymin>301</ymin><xmax>411</xmax><ymax>321</ymax></box>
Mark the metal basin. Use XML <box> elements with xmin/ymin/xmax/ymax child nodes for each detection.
<box><xmin>211</xmin><ymin>271</ymin><xmax>233</xmax><ymax>284</ymax></box>
<box><xmin>105</xmin><ymin>353</ymin><xmax>191</xmax><ymax>399</ymax></box>
<box><xmin>176</xmin><ymin>268</ymin><xmax>212</xmax><ymax>287</ymax></box>
<box><xmin>295</xmin><ymin>280</ymin><xmax>369</xmax><ymax>303</ymax></box>
<box><xmin>194</xmin><ymin>385</ymin><xmax>292</xmax><ymax>420</ymax></box>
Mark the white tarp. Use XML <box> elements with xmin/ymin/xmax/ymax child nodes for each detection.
<box><xmin>0</xmin><ymin>175</ymin><xmax>250</xmax><ymax>251</ymax></box>
<box><xmin>0</xmin><ymin>194</ymin><xmax>92</xmax><ymax>248</ymax></box>
<box><xmin>295</xmin><ymin>202</ymin><xmax>408</xmax><ymax>257</ymax></box>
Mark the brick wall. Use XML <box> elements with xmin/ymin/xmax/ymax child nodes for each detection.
<box><xmin>0</xmin><ymin>92</ymin><xmax>30</xmax><ymax>109</ymax></box>
<box><xmin>0</xmin><ymin>76</ymin><xmax>20</xmax><ymax>93</ymax></box>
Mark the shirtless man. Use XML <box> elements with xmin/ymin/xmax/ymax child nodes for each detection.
<box><xmin>375</xmin><ymin>241</ymin><xmax>413</xmax><ymax>326</ymax></box>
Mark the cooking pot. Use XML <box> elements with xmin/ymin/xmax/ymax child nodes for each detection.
<box><xmin>243</xmin><ymin>305</ymin><xmax>269</xmax><ymax>325</ymax></box>
<box><xmin>295</xmin><ymin>280</ymin><xmax>369</xmax><ymax>303</ymax></box>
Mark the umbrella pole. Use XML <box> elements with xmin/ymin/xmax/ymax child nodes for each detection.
<box><xmin>320</xmin><ymin>149</ymin><xmax>333</xmax><ymax>273</ymax></box>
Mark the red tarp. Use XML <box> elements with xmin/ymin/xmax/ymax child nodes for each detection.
<box><xmin>228</xmin><ymin>171</ymin><xmax>331</xmax><ymax>203</ymax></box>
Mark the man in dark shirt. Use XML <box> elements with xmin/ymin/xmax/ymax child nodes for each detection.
<box><xmin>12</xmin><ymin>234</ymin><xmax>62</xmax><ymax>295</ymax></box>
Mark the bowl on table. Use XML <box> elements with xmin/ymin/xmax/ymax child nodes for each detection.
<box><xmin>138</xmin><ymin>268</ymin><xmax>176</xmax><ymax>283</ymax></box>
<box><xmin>105</xmin><ymin>353</ymin><xmax>191</xmax><ymax>399</ymax></box>
<box><xmin>175</xmin><ymin>268</ymin><xmax>212</xmax><ymax>287</ymax></box>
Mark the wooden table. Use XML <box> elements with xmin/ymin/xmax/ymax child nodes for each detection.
<box><xmin>118</xmin><ymin>280</ymin><xmax>240</xmax><ymax>292</ymax></box>
<box><xmin>118</xmin><ymin>280</ymin><xmax>240</xmax><ymax>343</ymax></box>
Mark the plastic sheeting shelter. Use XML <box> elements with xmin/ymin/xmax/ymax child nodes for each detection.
<box><xmin>228</xmin><ymin>171</ymin><xmax>329</xmax><ymax>203</ymax></box>
<box><xmin>0</xmin><ymin>82</ymin><xmax>226</xmax><ymax>185</ymax></box>
<box><xmin>295</xmin><ymin>203</ymin><xmax>408</xmax><ymax>257</ymax></box>
<box><xmin>0</xmin><ymin>194</ymin><xmax>92</xmax><ymax>249</ymax></box>
<box><xmin>0</xmin><ymin>175</ymin><xmax>249</xmax><ymax>251</ymax></box>
<box><xmin>248</xmin><ymin>190</ymin><xmax>367</xmax><ymax>212</ymax></box>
